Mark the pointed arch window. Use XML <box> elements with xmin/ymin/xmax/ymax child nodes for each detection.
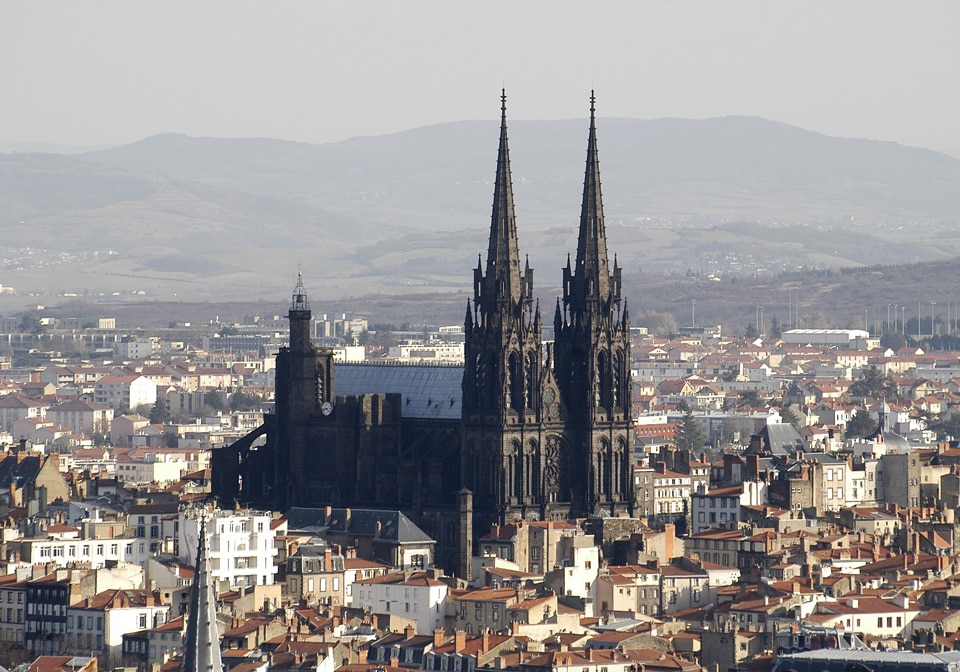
<box><xmin>598</xmin><ymin>351</ymin><xmax>611</xmax><ymax>409</ymax></box>
<box><xmin>316</xmin><ymin>364</ymin><xmax>325</xmax><ymax>406</ymax></box>
<box><xmin>511</xmin><ymin>441</ymin><xmax>523</xmax><ymax>499</ymax></box>
<box><xmin>487</xmin><ymin>355</ymin><xmax>499</xmax><ymax>408</ymax></box>
<box><xmin>474</xmin><ymin>353</ymin><xmax>484</xmax><ymax>408</ymax></box>
<box><xmin>508</xmin><ymin>353</ymin><xmax>522</xmax><ymax>412</ymax></box>
<box><xmin>599</xmin><ymin>439</ymin><xmax>612</xmax><ymax>497</ymax></box>
<box><xmin>524</xmin><ymin>353</ymin><xmax>536</xmax><ymax>410</ymax></box>
<box><xmin>526</xmin><ymin>440</ymin><xmax>539</xmax><ymax>501</ymax></box>
<box><xmin>612</xmin><ymin>350</ymin><xmax>623</xmax><ymax>408</ymax></box>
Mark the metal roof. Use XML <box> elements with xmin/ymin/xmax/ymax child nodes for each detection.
<box><xmin>334</xmin><ymin>363</ymin><xmax>463</xmax><ymax>420</ymax></box>
<box><xmin>284</xmin><ymin>506</ymin><xmax>435</xmax><ymax>545</ymax></box>
<box><xmin>773</xmin><ymin>649</ymin><xmax>960</xmax><ymax>672</ymax></box>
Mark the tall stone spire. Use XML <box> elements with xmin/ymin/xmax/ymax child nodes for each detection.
<box><xmin>554</xmin><ymin>92</ymin><xmax>632</xmax><ymax>518</ymax></box>
<box><xmin>182</xmin><ymin>516</ymin><xmax>222</xmax><ymax>672</ymax></box>
<box><xmin>475</xmin><ymin>89</ymin><xmax>528</xmax><ymax>318</ymax></box>
<box><xmin>463</xmin><ymin>90</ymin><xmax>545</xmax><ymax>527</ymax></box>
<box><xmin>566</xmin><ymin>90</ymin><xmax>616</xmax><ymax>310</ymax></box>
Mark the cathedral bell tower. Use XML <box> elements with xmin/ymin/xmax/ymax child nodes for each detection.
<box><xmin>463</xmin><ymin>91</ymin><xmax>555</xmax><ymax>526</ymax></box>
<box><xmin>554</xmin><ymin>92</ymin><xmax>633</xmax><ymax>517</ymax></box>
<box><xmin>274</xmin><ymin>271</ymin><xmax>335</xmax><ymax>510</ymax></box>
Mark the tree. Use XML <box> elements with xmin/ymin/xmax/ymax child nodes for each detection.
<box><xmin>229</xmin><ymin>390</ymin><xmax>262</xmax><ymax>412</ymax></box>
<box><xmin>149</xmin><ymin>401</ymin><xmax>169</xmax><ymax>424</ymax></box>
<box><xmin>780</xmin><ymin>404</ymin><xmax>804</xmax><ymax>431</ymax></box>
<box><xmin>880</xmin><ymin>331</ymin><xmax>907</xmax><ymax>352</ymax></box>
<box><xmin>637</xmin><ymin>311</ymin><xmax>678</xmax><ymax>338</ymax></box>
<box><xmin>738</xmin><ymin>390</ymin><xmax>763</xmax><ymax>409</ymax></box>
<box><xmin>204</xmin><ymin>390</ymin><xmax>227</xmax><ymax>413</ymax></box>
<box><xmin>845</xmin><ymin>409</ymin><xmax>877</xmax><ymax>439</ymax></box>
<box><xmin>921</xmin><ymin>409</ymin><xmax>960</xmax><ymax>441</ymax></box>
<box><xmin>677</xmin><ymin>406</ymin><xmax>705</xmax><ymax>452</ymax></box>
<box><xmin>744</xmin><ymin>322</ymin><xmax>758</xmax><ymax>339</ymax></box>
<box><xmin>770</xmin><ymin>315</ymin><xmax>782</xmax><ymax>338</ymax></box>
<box><xmin>18</xmin><ymin>314</ymin><xmax>44</xmax><ymax>335</ymax></box>
<box><xmin>850</xmin><ymin>365</ymin><xmax>896</xmax><ymax>400</ymax></box>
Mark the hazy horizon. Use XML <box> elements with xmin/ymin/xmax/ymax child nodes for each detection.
<box><xmin>3</xmin><ymin>1</ymin><xmax>959</xmax><ymax>153</ymax></box>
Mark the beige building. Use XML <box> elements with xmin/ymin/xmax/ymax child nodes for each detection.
<box><xmin>477</xmin><ymin>520</ymin><xmax>584</xmax><ymax>575</ymax></box>
<box><xmin>447</xmin><ymin>586</ymin><xmax>520</xmax><ymax>634</ymax></box>
<box><xmin>48</xmin><ymin>399</ymin><xmax>114</xmax><ymax>436</ymax></box>
<box><xmin>595</xmin><ymin>564</ymin><xmax>662</xmax><ymax>618</ymax></box>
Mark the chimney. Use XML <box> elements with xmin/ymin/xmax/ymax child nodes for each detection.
<box><xmin>324</xmin><ymin>546</ymin><xmax>332</xmax><ymax>572</ymax></box>
<box><xmin>482</xmin><ymin>629</ymin><xmax>489</xmax><ymax>653</ymax></box>
<box><xmin>433</xmin><ymin>628</ymin><xmax>445</xmax><ymax>648</ymax></box>
<box><xmin>404</xmin><ymin>623</ymin><xmax>415</xmax><ymax>640</ymax></box>
<box><xmin>454</xmin><ymin>629</ymin><xmax>466</xmax><ymax>651</ymax></box>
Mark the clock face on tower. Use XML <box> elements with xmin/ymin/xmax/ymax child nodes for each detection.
<box><xmin>321</xmin><ymin>401</ymin><xmax>333</xmax><ymax>416</ymax></box>
<box><xmin>543</xmin><ymin>388</ymin><xmax>556</xmax><ymax>403</ymax></box>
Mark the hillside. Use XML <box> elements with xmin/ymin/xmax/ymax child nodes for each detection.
<box><xmin>1</xmin><ymin>116</ymin><xmax>959</xmax><ymax>309</ymax></box>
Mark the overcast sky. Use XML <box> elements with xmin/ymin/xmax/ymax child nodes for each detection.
<box><xmin>3</xmin><ymin>1</ymin><xmax>959</xmax><ymax>152</ymax></box>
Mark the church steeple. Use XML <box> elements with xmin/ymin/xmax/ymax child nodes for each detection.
<box><xmin>182</xmin><ymin>515</ymin><xmax>222</xmax><ymax>672</ymax></box>
<box><xmin>564</xmin><ymin>91</ymin><xmax>619</xmax><ymax>312</ymax></box>
<box><xmin>288</xmin><ymin>269</ymin><xmax>312</xmax><ymax>353</ymax></box>
<box><xmin>553</xmin><ymin>92</ymin><xmax>632</xmax><ymax>518</ymax></box>
<box><xmin>475</xmin><ymin>89</ymin><xmax>529</xmax><ymax>319</ymax></box>
<box><xmin>463</xmin><ymin>91</ymin><xmax>547</xmax><ymax>526</ymax></box>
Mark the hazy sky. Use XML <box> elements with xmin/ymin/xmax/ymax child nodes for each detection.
<box><xmin>3</xmin><ymin>1</ymin><xmax>959</xmax><ymax>152</ymax></box>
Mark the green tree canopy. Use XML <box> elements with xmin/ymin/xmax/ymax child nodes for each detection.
<box><xmin>738</xmin><ymin>390</ymin><xmax>763</xmax><ymax>409</ymax></box>
<box><xmin>780</xmin><ymin>405</ymin><xmax>803</xmax><ymax>431</ymax></box>
<box><xmin>204</xmin><ymin>390</ymin><xmax>227</xmax><ymax>413</ymax></box>
<box><xmin>677</xmin><ymin>406</ymin><xmax>705</xmax><ymax>452</ymax></box>
<box><xmin>637</xmin><ymin>311</ymin><xmax>678</xmax><ymax>338</ymax></box>
<box><xmin>149</xmin><ymin>401</ymin><xmax>169</xmax><ymax>424</ymax></box>
<box><xmin>845</xmin><ymin>409</ymin><xmax>877</xmax><ymax>439</ymax></box>
<box><xmin>880</xmin><ymin>331</ymin><xmax>907</xmax><ymax>352</ymax></box>
<box><xmin>229</xmin><ymin>390</ymin><xmax>263</xmax><ymax>412</ymax></box>
<box><xmin>850</xmin><ymin>365</ymin><xmax>896</xmax><ymax>400</ymax></box>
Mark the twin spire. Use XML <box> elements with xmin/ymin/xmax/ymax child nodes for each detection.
<box><xmin>474</xmin><ymin>89</ymin><xmax>531</xmax><ymax>322</ymax></box>
<box><xmin>474</xmin><ymin>90</ymin><xmax>616</xmax><ymax>324</ymax></box>
<box><xmin>487</xmin><ymin>90</ymin><xmax>524</xmax><ymax>303</ymax></box>
<box><xmin>574</xmin><ymin>91</ymin><xmax>612</xmax><ymax>303</ymax></box>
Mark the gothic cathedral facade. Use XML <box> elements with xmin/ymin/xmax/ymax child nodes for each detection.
<box><xmin>462</xmin><ymin>92</ymin><xmax>633</xmax><ymax>527</ymax></box>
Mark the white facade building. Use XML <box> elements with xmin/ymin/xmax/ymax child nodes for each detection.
<box><xmin>21</xmin><ymin>537</ymin><xmax>151</xmax><ymax>569</ymax></box>
<box><xmin>352</xmin><ymin>573</ymin><xmax>447</xmax><ymax>634</ymax></box>
<box><xmin>67</xmin><ymin>589</ymin><xmax>169</xmax><ymax>665</ymax></box>
<box><xmin>179</xmin><ymin>509</ymin><xmax>278</xmax><ymax>588</ymax></box>
<box><xmin>115</xmin><ymin>454</ymin><xmax>190</xmax><ymax>485</ymax></box>
<box><xmin>94</xmin><ymin>375</ymin><xmax>157</xmax><ymax>411</ymax></box>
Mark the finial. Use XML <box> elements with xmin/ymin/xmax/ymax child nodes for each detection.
<box><xmin>590</xmin><ymin>90</ymin><xmax>596</xmax><ymax>117</ymax></box>
<box><xmin>291</xmin><ymin>267</ymin><xmax>309</xmax><ymax>311</ymax></box>
<box><xmin>501</xmin><ymin>89</ymin><xmax>507</xmax><ymax>126</ymax></box>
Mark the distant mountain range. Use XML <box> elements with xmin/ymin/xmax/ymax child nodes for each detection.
<box><xmin>1</xmin><ymin>116</ymin><xmax>959</xmax><ymax>310</ymax></box>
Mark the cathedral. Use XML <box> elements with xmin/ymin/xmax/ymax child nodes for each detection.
<box><xmin>211</xmin><ymin>92</ymin><xmax>633</xmax><ymax>574</ymax></box>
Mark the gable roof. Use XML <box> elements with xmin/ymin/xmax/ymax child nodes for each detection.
<box><xmin>284</xmin><ymin>507</ymin><xmax>434</xmax><ymax>545</ymax></box>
